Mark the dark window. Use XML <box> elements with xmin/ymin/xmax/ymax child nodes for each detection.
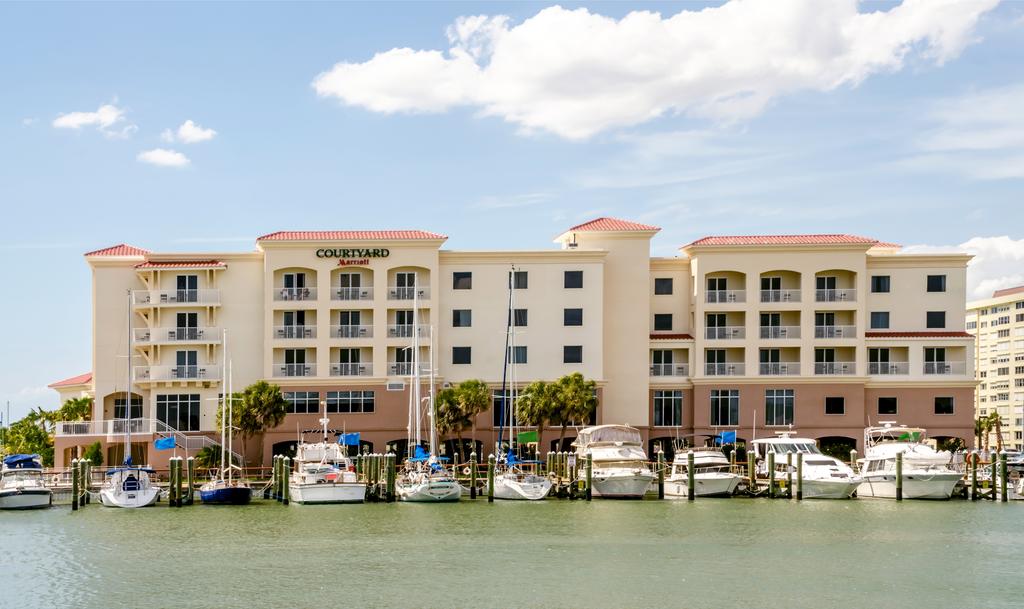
<box><xmin>283</xmin><ymin>391</ymin><xmax>320</xmax><ymax>414</ymax></box>
<box><xmin>654</xmin><ymin>314</ymin><xmax>673</xmax><ymax>331</ymax></box>
<box><xmin>507</xmin><ymin>345</ymin><xmax>527</xmax><ymax>364</ymax></box>
<box><xmin>871</xmin><ymin>276</ymin><xmax>890</xmax><ymax>293</ymax></box>
<box><xmin>113</xmin><ymin>396</ymin><xmax>143</xmax><ymax>420</ymax></box>
<box><xmin>493</xmin><ymin>389</ymin><xmax>511</xmax><ymax>426</ymax></box>
<box><xmin>326</xmin><ymin>391</ymin><xmax>374</xmax><ymax>414</ymax></box>
<box><xmin>156</xmin><ymin>394</ymin><xmax>201</xmax><ymax>431</ymax></box>
<box><xmin>452</xmin><ymin>347</ymin><xmax>472</xmax><ymax>365</ymax></box>
<box><xmin>934</xmin><ymin>397</ymin><xmax>954</xmax><ymax>415</ymax></box>
<box><xmin>513</xmin><ymin>309</ymin><xmax>528</xmax><ymax>327</ymax></box>
<box><xmin>653</xmin><ymin>390</ymin><xmax>683</xmax><ymax>426</ymax></box>
<box><xmin>927</xmin><ymin>275</ymin><xmax>947</xmax><ymax>292</ymax></box>
<box><xmin>563</xmin><ymin>345</ymin><xmax>582</xmax><ymax>364</ymax></box>
<box><xmin>654</xmin><ymin>278</ymin><xmax>673</xmax><ymax>295</ymax></box>
<box><xmin>877</xmin><ymin>397</ymin><xmax>898</xmax><ymax>415</ymax></box>
<box><xmin>564</xmin><ymin>271</ymin><xmax>583</xmax><ymax>289</ymax></box>
<box><xmin>452</xmin><ymin>309</ymin><xmax>472</xmax><ymax>327</ymax></box>
<box><xmin>824</xmin><ymin>396</ymin><xmax>845</xmax><ymax>415</ymax></box>
<box><xmin>453</xmin><ymin>272</ymin><xmax>472</xmax><ymax>290</ymax></box>
<box><xmin>870</xmin><ymin>312</ymin><xmax>890</xmax><ymax>329</ymax></box>
<box><xmin>564</xmin><ymin>308</ymin><xmax>583</xmax><ymax>326</ymax></box>
<box><xmin>926</xmin><ymin>311</ymin><xmax>946</xmax><ymax>328</ymax></box>
<box><xmin>710</xmin><ymin>389</ymin><xmax>739</xmax><ymax>426</ymax></box>
<box><xmin>765</xmin><ymin>389</ymin><xmax>794</xmax><ymax>426</ymax></box>
<box><xmin>513</xmin><ymin>270</ymin><xmax>528</xmax><ymax>289</ymax></box>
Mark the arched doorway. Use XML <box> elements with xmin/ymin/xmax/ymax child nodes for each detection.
<box><xmin>106</xmin><ymin>442</ymin><xmax>148</xmax><ymax>467</ymax></box>
<box><xmin>271</xmin><ymin>440</ymin><xmax>298</xmax><ymax>459</ymax></box>
<box><xmin>442</xmin><ymin>439</ymin><xmax>482</xmax><ymax>463</ymax></box>
<box><xmin>933</xmin><ymin>436</ymin><xmax>967</xmax><ymax>452</ymax></box>
<box><xmin>818</xmin><ymin>436</ymin><xmax>857</xmax><ymax>461</ymax></box>
<box><xmin>549</xmin><ymin>436</ymin><xmax>576</xmax><ymax>452</ymax></box>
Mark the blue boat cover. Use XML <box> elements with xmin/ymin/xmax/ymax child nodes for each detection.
<box><xmin>105</xmin><ymin>467</ymin><xmax>156</xmax><ymax>476</ymax></box>
<box><xmin>3</xmin><ymin>454</ymin><xmax>42</xmax><ymax>469</ymax></box>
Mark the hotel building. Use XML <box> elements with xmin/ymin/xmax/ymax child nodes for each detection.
<box><xmin>50</xmin><ymin>218</ymin><xmax>977</xmax><ymax>468</ymax></box>
<box><xmin>966</xmin><ymin>286</ymin><xmax>1024</xmax><ymax>452</ymax></box>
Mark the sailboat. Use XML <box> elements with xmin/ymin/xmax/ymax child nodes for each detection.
<box><xmin>288</xmin><ymin>402</ymin><xmax>366</xmax><ymax>504</ymax></box>
<box><xmin>199</xmin><ymin>333</ymin><xmax>252</xmax><ymax>505</ymax></box>
<box><xmin>490</xmin><ymin>265</ymin><xmax>552</xmax><ymax>501</ymax></box>
<box><xmin>99</xmin><ymin>292</ymin><xmax>161</xmax><ymax>508</ymax></box>
<box><xmin>395</xmin><ymin>279</ymin><xmax>461</xmax><ymax>502</ymax></box>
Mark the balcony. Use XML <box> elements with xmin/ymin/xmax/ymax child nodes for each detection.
<box><xmin>388</xmin><ymin>286</ymin><xmax>430</xmax><ymax>301</ymax></box>
<box><xmin>387</xmin><ymin>325</ymin><xmax>430</xmax><ymax>339</ymax></box>
<box><xmin>134</xmin><ymin>365</ymin><xmax>221</xmax><ymax>382</ymax></box>
<box><xmin>705</xmin><ymin>326</ymin><xmax>745</xmax><ymax>340</ymax></box>
<box><xmin>650</xmin><ymin>363</ymin><xmax>690</xmax><ymax>377</ymax></box>
<box><xmin>332</xmin><ymin>325</ymin><xmax>373</xmax><ymax>339</ymax></box>
<box><xmin>705</xmin><ymin>363</ymin><xmax>745</xmax><ymax>376</ymax></box>
<box><xmin>274</xmin><ymin>287</ymin><xmax>318</xmax><ymax>302</ymax></box>
<box><xmin>133</xmin><ymin>326</ymin><xmax>221</xmax><ymax>344</ymax></box>
<box><xmin>814</xmin><ymin>325</ymin><xmax>856</xmax><ymax>339</ymax></box>
<box><xmin>132</xmin><ymin>289</ymin><xmax>220</xmax><ymax>307</ymax></box>
<box><xmin>815</xmin><ymin>289</ymin><xmax>856</xmax><ymax>303</ymax></box>
<box><xmin>759</xmin><ymin>363</ymin><xmax>801</xmax><ymax>376</ymax></box>
<box><xmin>760</xmin><ymin>289</ymin><xmax>801</xmax><ymax>303</ymax></box>
<box><xmin>273</xmin><ymin>325</ymin><xmax>316</xmax><ymax>339</ymax></box>
<box><xmin>273</xmin><ymin>363</ymin><xmax>316</xmax><ymax>377</ymax></box>
<box><xmin>869</xmin><ymin>362</ymin><xmax>909</xmax><ymax>375</ymax></box>
<box><xmin>388</xmin><ymin>362</ymin><xmax>430</xmax><ymax>376</ymax></box>
<box><xmin>330</xmin><ymin>363</ymin><xmax>372</xmax><ymax>377</ymax></box>
<box><xmin>332</xmin><ymin>287</ymin><xmax>374</xmax><ymax>301</ymax></box>
<box><xmin>760</xmin><ymin>326</ymin><xmax>800</xmax><ymax>339</ymax></box>
<box><xmin>706</xmin><ymin>290</ymin><xmax>745</xmax><ymax>304</ymax></box>
<box><xmin>814</xmin><ymin>362</ymin><xmax>856</xmax><ymax>375</ymax></box>
<box><xmin>924</xmin><ymin>361</ymin><xmax>966</xmax><ymax>375</ymax></box>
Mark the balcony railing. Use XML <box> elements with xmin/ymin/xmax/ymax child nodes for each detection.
<box><xmin>759</xmin><ymin>362</ymin><xmax>801</xmax><ymax>376</ymax></box>
<box><xmin>869</xmin><ymin>362</ymin><xmax>909</xmax><ymax>375</ymax></box>
<box><xmin>332</xmin><ymin>325</ymin><xmax>373</xmax><ymax>338</ymax></box>
<box><xmin>815</xmin><ymin>289</ymin><xmax>856</xmax><ymax>302</ymax></box>
<box><xmin>650</xmin><ymin>363</ymin><xmax>690</xmax><ymax>377</ymax></box>
<box><xmin>924</xmin><ymin>361</ymin><xmax>966</xmax><ymax>375</ymax></box>
<box><xmin>133</xmin><ymin>326</ymin><xmax>221</xmax><ymax>344</ymax></box>
<box><xmin>814</xmin><ymin>362</ymin><xmax>856</xmax><ymax>375</ymax></box>
<box><xmin>274</xmin><ymin>287</ymin><xmax>318</xmax><ymax>301</ymax></box>
<box><xmin>134</xmin><ymin>365</ymin><xmax>222</xmax><ymax>381</ymax></box>
<box><xmin>705</xmin><ymin>363</ymin><xmax>745</xmax><ymax>376</ymax></box>
<box><xmin>814</xmin><ymin>325</ymin><xmax>856</xmax><ymax>339</ymax></box>
<box><xmin>706</xmin><ymin>290</ymin><xmax>745</xmax><ymax>304</ymax></box>
<box><xmin>760</xmin><ymin>326</ymin><xmax>800</xmax><ymax>339</ymax></box>
<box><xmin>705</xmin><ymin>326</ymin><xmax>745</xmax><ymax>340</ymax></box>
<box><xmin>274</xmin><ymin>363</ymin><xmax>316</xmax><ymax>377</ymax></box>
<box><xmin>273</xmin><ymin>325</ymin><xmax>316</xmax><ymax>339</ymax></box>
<box><xmin>388</xmin><ymin>286</ymin><xmax>430</xmax><ymax>300</ymax></box>
<box><xmin>760</xmin><ymin>289</ymin><xmax>801</xmax><ymax>303</ymax></box>
<box><xmin>332</xmin><ymin>287</ymin><xmax>374</xmax><ymax>301</ymax></box>
<box><xmin>330</xmin><ymin>363</ymin><xmax>372</xmax><ymax>377</ymax></box>
<box><xmin>387</xmin><ymin>362</ymin><xmax>430</xmax><ymax>376</ymax></box>
<box><xmin>132</xmin><ymin>289</ymin><xmax>220</xmax><ymax>306</ymax></box>
<box><xmin>387</xmin><ymin>325</ymin><xmax>429</xmax><ymax>338</ymax></box>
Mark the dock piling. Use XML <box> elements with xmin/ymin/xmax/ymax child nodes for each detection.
<box><xmin>282</xmin><ymin>457</ymin><xmax>290</xmax><ymax>505</ymax></box>
<box><xmin>1000</xmin><ymin>451</ymin><xmax>1008</xmax><ymax>502</ymax></box>
<box><xmin>850</xmin><ymin>449</ymin><xmax>858</xmax><ymax>473</ymax></box>
<box><xmin>81</xmin><ymin>459</ymin><xmax>90</xmax><ymax>505</ymax></box>
<box><xmin>786</xmin><ymin>453</ymin><xmax>793</xmax><ymax>499</ymax></box>
<box><xmin>585</xmin><ymin>454</ymin><xmax>592</xmax><ymax>501</ymax></box>
<box><xmin>71</xmin><ymin>459</ymin><xmax>79</xmax><ymax>511</ymax></box>
<box><xmin>768</xmin><ymin>452</ymin><xmax>776</xmax><ymax>499</ymax></box>
<box><xmin>747</xmin><ymin>450</ymin><xmax>755</xmax><ymax>491</ymax></box>
<box><xmin>186</xmin><ymin>457</ymin><xmax>195</xmax><ymax>505</ymax></box>
<box><xmin>796</xmin><ymin>452</ymin><xmax>803</xmax><ymax>500</ymax></box>
<box><xmin>385</xmin><ymin>453</ymin><xmax>396</xmax><ymax>503</ymax></box>
<box><xmin>469</xmin><ymin>452</ymin><xmax>477</xmax><ymax>499</ymax></box>
<box><xmin>895</xmin><ymin>451</ymin><xmax>903</xmax><ymax>501</ymax></box>
<box><xmin>970</xmin><ymin>451</ymin><xmax>979</xmax><ymax>501</ymax></box>
<box><xmin>487</xmin><ymin>454</ymin><xmax>495</xmax><ymax>503</ymax></box>
<box><xmin>168</xmin><ymin>458</ymin><xmax>177</xmax><ymax>508</ymax></box>
<box><xmin>656</xmin><ymin>450</ymin><xmax>665</xmax><ymax>500</ymax></box>
<box><xmin>687</xmin><ymin>450</ymin><xmax>695</xmax><ymax>501</ymax></box>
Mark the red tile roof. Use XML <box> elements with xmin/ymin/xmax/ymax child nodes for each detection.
<box><xmin>566</xmin><ymin>217</ymin><xmax>660</xmax><ymax>232</ymax></box>
<box><xmin>993</xmin><ymin>285</ymin><xmax>1024</xmax><ymax>298</ymax></box>
<box><xmin>650</xmin><ymin>333</ymin><xmax>694</xmax><ymax>340</ymax></box>
<box><xmin>865</xmin><ymin>331</ymin><xmax>973</xmax><ymax>339</ymax></box>
<box><xmin>48</xmin><ymin>372</ymin><xmax>93</xmax><ymax>388</ymax></box>
<box><xmin>257</xmin><ymin>230</ymin><xmax>446</xmax><ymax>241</ymax></box>
<box><xmin>84</xmin><ymin>244</ymin><xmax>150</xmax><ymax>257</ymax></box>
<box><xmin>135</xmin><ymin>260</ymin><xmax>225</xmax><ymax>269</ymax></box>
<box><xmin>685</xmin><ymin>234</ymin><xmax>879</xmax><ymax>248</ymax></box>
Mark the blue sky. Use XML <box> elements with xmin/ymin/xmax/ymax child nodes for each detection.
<box><xmin>1</xmin><ymin>1</ymin><xmax>1022</xmax><ymax>420</ymax></box>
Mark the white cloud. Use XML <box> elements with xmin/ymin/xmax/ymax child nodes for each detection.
<box><xmin>52</xmin><ymin>102</ymin><xmax>137</xmax><ymax>138</ymax></box>
<box><xmin>313</xmin><ymin>0</ymin><xmax>998</xmax><ymax>139</ymax></box>
<box><xmin>137</xmin><ymin>148</ymin><xmax>191</xmax><ymax>168</ymax></box>
<box><xmin>162</xmin><ymin>119</ymin><xmax>217</xmax><ymax>144</ymax></box>
<box><xmin>21</xmin><ymin>118</ymin><xmax>36</xmax><ymax>127</ymax></box>
<box><xmin>905</xmin><ymin>236</ymin><xmax>1024</xmax><ymax>299</ymax></box>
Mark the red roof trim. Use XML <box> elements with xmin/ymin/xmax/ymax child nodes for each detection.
<box><xmin>684</xmin><ymin>234</ymin><xmax>879</xmax><ymax>248</ymax></box>
<box><xmin>650</xmin><ymin>333</ymin><xmax>694</xmax><ymax>340</ymax></box>
<box><xmin>566</xmin><ymin>217</ymin><xmax>660</xmax><ymax>233</ymax></box>
<box><xmin>48</xmin><ymin>372</ymin><xmax>93</xmax><ymax>388</ymax></box>
<box><xmin>135</xmin><ymin>260</ymin><xmax>225</xmax><ymax>269</ymax></box>
<box><xmin>993</xmin><ymin>285</ymin><xmax>1024</xmax><ymax>298</ymax></box>
<box><xmin>865</xmin><ymin>331</ymin><xmax>973</xmax><ymax>338</ymax></box>
<box><xmin>84</xmin><ymin>244</ymin><xmax>150</xmax><ymax>257</ymax></box>
<box><xmin>257</xmin><ymin>230</ymin><xmax>446</xmax><ymax>241</ymax></box>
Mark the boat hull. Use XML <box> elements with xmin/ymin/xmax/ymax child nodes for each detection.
<box><xmin>0</xmin><ymin>488</ymin><xmax>53</xmax><ymax>510</ymax></box>
<box><xmin>664</xmin><ymin>473</ymin><xmax>741</xmax><ymax>498</ymax></box>
<box><xmin>100</xmin><ymin>487</ymin><xmax>160</xmax><ymax>508</ymax></box>
<box><xmin>199</xmin><ymin>486</ymin><xmax>252</xmax><ymax>505</ymax></box>
<box><xmin>857</xmin><ymin>472</ymin><xmax>961</xmax><ymax>499</ymax></box>
<box><xmin>290</xmin><ymin>482</ymin><xmax>366</xmax><ymax>504</ymax></box>
<box><xmin>397</xmin><ymin>480</ymin><xmax>461</xmax><ymax>502</ymax></box>
<box><xmin>799</xmin><ymin>478</ymin><xmax>861</xmax><ymax>499</ymax></box>
<box><xmin>491</xmin><ymin>475</ymin><xmax>552</xmax><ymax>501</ymax></box>
<box><xmin>592</xmin><ymin>472</ymin><xmax>654</xmax><ymax>499</ymax></box>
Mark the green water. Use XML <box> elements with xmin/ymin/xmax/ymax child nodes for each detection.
<box><xmin>2</xmin><ymin>498</ymin><xmax>1021</xmax><ymax>609</ymax></box>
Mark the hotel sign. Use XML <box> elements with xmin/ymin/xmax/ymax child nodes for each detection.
<box><xmin>315</xmin><ymin>247</ymin><xmax>389</xmax><ymax>267</ymax></box>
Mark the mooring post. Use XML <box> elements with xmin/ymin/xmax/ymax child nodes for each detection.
<box><xmin>796</xmin><ymin>452</ymin><xmax>804</xmax><ymax>500</ymax></box>
<box><xmin>747</xmin><ymin>450</ymin><xmax>756</xmax><ymax>491</ymax></box>
<box><xmin>1000</xmin><ymin>451</ymin><xmax>1008</xmax><ymax>502</ymax></box>
<box><xmin>545</xmin><ymin>451</ymin><xmax>552</xmax><ymax>477</ymax></box>
<box><xmin>487</xmin><ymin>454</ymin><xmax>495</xmax><ymax>503</ymax></box>
<box><xmin>970</xmin><ymin>451</ymin><xmax>979</xmax><ymax>501</ymax></box>
<box><xmin>989</xmin><ymin>451</ymin><xmax>998</xmax><ymax>499</ymax></box>
<box><xmin>585</xmin><ymin>454</ymin><xmax>593</xmax><ymax>501</ymax></box>
<box><xmin>786</xmin><ymin>453</ymin><xmax>793</xmax><ymax>499</ymax></box>
<box><xmin>80</xmin><ymin>459</ymin><xmax>90</xmax><ymax>505</ymax></box>
<box><xmin>175</xmin><ymin>458</ymin><xmax>183</xmax><ymax>507</ymax></box>
<box><xmin>282</xmin><ymin>457</ymin><xmax>290</xmax><ymax>505</ymax></box>
<box><xmin>71</xmin><ymin>459</ymin><xmax>79</xmax><ymax>511</ymax></box>
<box><xmin>895</xmin><ymin>451</ymin><xmax>903</xmax><ymax>502</ymax></box>
<box><xmin>656</xmin><ymin>450</ymin><xmax>665</xmax><ymax>500</ymax></box>
<box><xmin>186</xmin><ymin>457</ymin><xmax>195</xmax><ymax>505</ymax></box>
<box><xmin>385</xmin><ymin>453</ymin><xmax>396</xmax><ymax>503</ymax></box>
<box><xmin>768</xmin><ymin>452</ymin><xmax>776</xmax><ymax>499</ymax></box>
<box><xmin>687</xmin><ymin>450</ymin><xmax>696</xmax><ymax>501</ymax></box>
<box><xmin>168</xmin><ymin>458</ymin><xmax>177</xmax><ymax>508</ymax></box>
<box><xmin>469</xmin><ymin>452</ymin><xmax>477</xmax><ymax>499</ymax></box>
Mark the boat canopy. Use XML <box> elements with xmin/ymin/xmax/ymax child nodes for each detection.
<box><xmin>105</xmin><ymin>467</ymin><xmax>155</xmax><ymax>475</ymax></box>
<box><xmin>2</xmin><ymin>454</ymin><xmax>42</xmax><ymax>469</ymax></box>
<box><xmin>576</xmin><ymin>425</ymin><xmax>642</xmax><ymax>446</ymax></box>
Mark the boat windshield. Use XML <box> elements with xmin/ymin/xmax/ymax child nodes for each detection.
<box><xmin>766</xmin><ymin>442</ymin><xmax>820</xmax><ymax>455</ymax></box>
<box><xmin>581</xmin><ymin>427</ymin><xmax>642</xmax><ymax>445</ymax></box>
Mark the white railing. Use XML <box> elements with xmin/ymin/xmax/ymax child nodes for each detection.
<box><xmin>814</xmin><ymin>325</ymin><xmax>856</xmax><ymax>339</ymax></box>
<box><xmin>387</xmin><ymin>362</ymin><xmax>430</xmax><ymax>376</ymax></box>
<box><xmin>332</xmin><ymin>325</ymin><xmax>373</xmax><ymax>338</ymax></box>
<box><xmin>134</xmin><ymin>327</ymin><xmax>221</xmax><ymax>344</ymax></box>
<box><xmin>705</xmin><ymin>326</ymin><xmax>745</xmax><ymax>340</ymax></box>
<box><xmin>815</xmin><ymin>288</ymin><xmax>856</xmax><ymax>302</ymax></box>
<box><xmin>706</xmin><ymin>290</ymin><xmax>745</xmax><ymax>303</ymax></box>
<box><xmin>273</xmin><ymin>363</ymin><xmax>316</xmax><ymax>377</ymax></box>
<box><xmin>55</xmin><ymin>419</ymin><xmax>242</xmax><ymax>463</ymax></box>
<box><xmin>387</xmin><ymin>286</ymin><xmax>430</xmax><ymax>300</ymax></box>
<box><xmin>56</xmin><ymin>420</ymin><xmax>106</xmax><ymax>436</ymax></box>
<box><xmin>330</xmin><ymin>363</ymin><xmax>372</xmax><ymax>376</ymax></box>
<box><xmin>924</xmin><ymin>361</ymin><xmax>966</xmax><ymax>375</ymax></box>
<box><xmin>760</xmin><ymin>289</ymin><xmax>801</xmax><ymax>303</ymax></box>
<box><xmin>869</xmin><ymin>362</ymin><xmax>910</xmax><ymax>375</ymax></box>
<box><xmin>134</xmin><ymin>365</ymin><xmax>221</xmax><ymax>381</ymax></box>
<box><xmin>814</xmin><ymin>362</ymin><xmax>856</xmax><ymax>375</ymax></box>
<box><xmin>650</xmin><ymin>363</ymin><xmax>690</xmax><ymax>377</ymax></box>
<box><xmin>760</xmin><ymin>326</ymin><xmax>800</xmax><ymax>339</ymax></box>
<box><xmin>273</xmin><ymin>325</ymin><xmax>316</xmax><ymax>339</ymax></box>
<box><xmin>332</xmin><ymin>287</ymin><xmax>373</xmax><ymax>301</ymax></box>
<box><xmin>759</xmin><ymin>362</ymin><xmax>801</xmax><ymax>376</ymax></box>
<box><xmin>132</xmin><ymin>289</ymin><xmax>220</xmax><ymax>306</ymax></box>
<box><xmin>274</xmin><ymin>287</ymin><xmax>318</xmax><ymax>301</ymax></box>
<box><xmin>387</xmin><ymin>325</ymin><xmax>429</xmax><ymax>338</ymax></box>
<box><xmin>705</xmin><ymin>363</ymin><xmax>745</xmax><ymax>376</ymax></box>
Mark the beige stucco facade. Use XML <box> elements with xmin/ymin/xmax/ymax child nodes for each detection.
<box><xmin>967</xmin><ymin>287</ymin><xmax>1024</xmax><ymax>451</ymax></box>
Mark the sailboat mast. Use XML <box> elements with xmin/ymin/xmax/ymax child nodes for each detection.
<box><xmin>412</xmin><ymin>273</ymin><xmax>421</xmax><ymax>454</ymax></box>
<box><xmin>125</xmin><ymin>291</ymin><xmax>132</xmax><ymax>464</ymax></box>
<box><xmin>496</xmin><ymin>265</ymin><xmax>513</xmax><ymax>454</ymax></box>
<box><xmin>429</xmin><ymin>325</ymin><xmax>437</xmax><ymax>457</ymax></box>
<box><xmin>227</xmin><ymin>359</ymin><xmax>233</xmax><ymax>484</ymax></box>
<box><xmin>509</xmin><ymin>268</ymin><xmax>517</xmax><ymax>455</ymax></box>
<box><xmin>220</xmin><ymin>330</ymin><xmax>227</xmax><ymax>479</ymax></box>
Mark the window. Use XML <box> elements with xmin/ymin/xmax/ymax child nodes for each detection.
<box><xmin>563</xmin><ymin>345</ymin><xmax>582</xmax><ymax>364</ymax></box>
<box><xmin>654</xmin><ymin>390</ymin><xmax>683</xmax><ymax>426</ymax></box>
<box><xmin>564</xmin><ymin>270</ymin><xmax>583</xmax><ymax>289</ymax></box>
<box><xmin>926</xmin><ymin>311</ymin><xmax>946</xmax><ymax>328</ymax></box>
<box><xmin>871</xmin><ymin>275</ymin><xmax>891</xmax><ymax>293</ymax></box>
<box><xmin>513</xmin><ymin>270</ymin><xmax>528</xmax><ymax>289</ymax></box>
<box><xmin>824</xmin><ymin>396</ymin><xmax>845</xmax><ymax>415</ymax></box>
<box><xmin>967</xmin><ymin>321</ymin><xmax>977</xmax><ymax>329</ymax></box>
<box><xmin>452</xmin><ymin>272</ymin><xmax>472</xmax><ymax>290</ymax></box>
<box><xmin>877</xmin><ymin>396</ymin><xmax>898</xmax><ymax>415</ymax></box>
<box><xmin>513</xmin><ymin>309</ymin><xmax>528</xmax><ymax>327</ymax></box>
<box><xmin>156</xmin><ymin>394</ymin><xmax>201</xmax><ymax>431</ymax></box>
<box><xmin>452</xmin><ymin>309</ymin><xmax>472</xmax><ymax>327</ymax></box>
<box><xmin>1017</xmin><ymin>314</ymin><xmax>1024</xmax><ymax>323</ymax></box>
<box><xmin>654</xmin><ymin>314</ymin><xmax>673</xmax><ymax>331</ymax></box>
<box><xmin>564</xmin><ymin>308</ymin><xmax>583</xmax><ymax>326</ymax></box>
<box><xmin>113</xmin><ymin>395</ymin><xmax>143</xmax><ymax>420</ymax></box>
<box><xmin>284</xmin><ymin>391</ymin><xmax>319</xmax><ymax>414</ymax></box>
<box><xmin>507</xmin><ymin>345</ymin><xmax>527</xmax><ymax>364</ymax></box>
<box><xmin>326</xmin><ymin>391</ymin><xmax>375</xmax><ymax>413</ymax></box>
<box><xmin>870</xmin><ymin>312</ymin><xmax>890</xmax><ymax>329</ymax></box>
<box><xmin>710</xmin><ymin>389</ymin><xmax>739</xmax><ymax>426</ymax></box>
<box><xmin>452</xmin><ymin>347</ymin><xmax>472</xmax><ymax>365</ymax></box>
<box><xmin>654</xmin><ymin>278</ymin><xmax>673</xmax><ymax>295</ymax></box>
<box><xmin>927</xmin><ymin>275</ymin><xmax>947</xmax><ymax>292</ymax></box>
<box><xmin>176</xmin><ymin>274</ymin><xmax>199</xmax><ymax>301</ymax></box>
<box><xmin>934</xmin><ymin>397</ymin><xmax>954</xmax><ymax>415</ymax></box>
<box><xmin>765</xmin><ymin>389</ymin><xmax>794</xmax><ymax>426</ymax></box>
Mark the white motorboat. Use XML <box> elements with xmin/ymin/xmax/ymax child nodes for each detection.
<box><xmin>396</xmin><ymin>459</ymin><xmax>463</xmax><ymax>502</ymax></box>
<box><xmin>0</xmin><ymin>454</ymin><xmax>52</xmax><ymax>510</ymax></box>
<box><xmin>664</xmin><ymin>448</ymin><xmax>742</xmax><ymax>498</ymax></box>
<box><xmin>857</xmin><ymin>422</ymin><xmax>962</xmax><ymax>500</ymax></box>
<box><xmin>751</xmin><ymin>433</ymin><xmax>861</xmax><ymax>499</ymax></box>
<box><xmin>574</xmin><ymin>425</ymin><xmax>654</xmax><ymax>499</ymax></box>
<box><xmin>289</xmin><ymin>406</ymin><xmax>366</xmax><ymax>504</ymax></box>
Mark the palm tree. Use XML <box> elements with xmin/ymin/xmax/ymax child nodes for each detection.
<box><xmin>58</xmin><ymin>397</ymin><xmax>93</xmax><ymax>422</ymax></box>
<box><xmin>516</xmin><ymin>380</ymin><xmax>557</xmax><ymax>453</ymax></box>
<box><xmin>988</xmin><ymin>412</ymin><xmax>1004</xmax><ymax>453</ymax></box>
<box><xmin>456</xmin><ymin>379</ymin><xmax>490</xmax><ymax>456</ymax></box>
<box><xmin>436</xmin><ymin>387</ymin><xmax>471</xmax><ymax>462</ymax></box>
<box><xmin>226</xmin><ymin>381</ymin><xmax>289</xmax><ymax>465</ymax></box>
<box><xmin>554</xmin><ymin>373</ymin><xmax>598</xmax><ymax>451</ymax></box>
